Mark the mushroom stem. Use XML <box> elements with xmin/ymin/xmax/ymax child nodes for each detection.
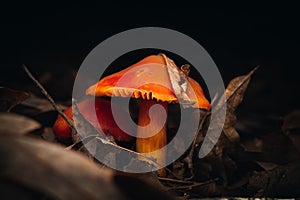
<box><xmin>136</xmin><ymin>99</ymin><xmax>167</xmax><ymax>177</ymax></box>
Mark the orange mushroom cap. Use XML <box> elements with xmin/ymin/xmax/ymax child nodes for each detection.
<box><xmin>53</xmin><ymin>98</ymin><xmax>133</xmax><ymax>141</ymax></box>
<box><xmin>86</xmin><ymin>54</ymin><xmax>210</xmax><ymax>110</ymax></box>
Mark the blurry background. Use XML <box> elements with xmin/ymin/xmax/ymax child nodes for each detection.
<box><xmin>0</xmin><ymin>2</ymin><xmax>299</xmax><ymax>135</ymax></box>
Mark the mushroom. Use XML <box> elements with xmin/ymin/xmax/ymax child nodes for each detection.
<box><xmin>86</xmin><ymin>53</ymin><xmax>210</xmax><ymax>176</ymax></box>
<box><xmin>53</xmin><ymin>98</ymin><xmax>133</xmax><ymax>142</ymax></box>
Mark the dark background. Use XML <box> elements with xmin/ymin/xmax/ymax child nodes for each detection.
<box><xmin>1</xmin><ymin>2</ymin><xmax>299</xmax><ymax>134</ymax></box>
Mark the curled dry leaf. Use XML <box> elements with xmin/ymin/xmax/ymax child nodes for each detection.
<box><xmin>199</xmin><ymin>67</ymin><xmax>258</xmax><ymax>159</ymax></box>
<box><xmin>223</xmin><ymin>66</ymin><xmax>259</xmax><ymax>142</ymax></box>
<box><xmin>161</xmin><ymin>53</ymin><xmax>194</xmax><ymax>107</ymax></box>
<box><xmin>0</xmin><ymin>87</ymin><xmax>29</xmax><ymax>112</ymax></box>
<box><xmin>0</xmin><ymin>113</ymin><xmax>41</xmax><ymax>135</ymax></box>
<box><xmin>194</xmin><ymin>67</ymin><xmax>258</xmax><ymax>186</ymax></box>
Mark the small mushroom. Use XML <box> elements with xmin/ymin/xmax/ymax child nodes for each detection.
<box><xmin>86</xmin><ymin>54</ymin><xmax>210</xmax><ymax>176</ymax></box>
<box><xmin>53</xmin><ymin>98</ymin><xmax>133</xmax><ymax>142</ymax></box>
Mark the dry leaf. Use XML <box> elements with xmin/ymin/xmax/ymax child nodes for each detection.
<box><xmin>281</xmin><ymin>111</ymin><xmax>300</xmax><ymax>153</ymax></box>
<box><xmin>0</xmin><ymin>113</ymin><xmax>41</xmax><ymax>135</ymax></box>
<box><xmin>198</xmin><ymin>68</ymin><xmax>258</xmax><ymax>159</ymax></box>
<box><xmin>223</xmin><ymin>66</ymin><xmax>259</xmax><ymax>142</ymax></box>
<box><xmin>247</xmin><ymin>162</ymin><xmax>300</xmax><ymax>197</ymax></box>
<box><xmin>19</xmin><ymin>94</ymin><xmax>68</xmax><ymax>116</ymax></box>
<box><xmin>0</xmin><ymin>134</ymin><xmax>123</xmax><ymax>200</ymax></box>
<box><xmin>237</xmin><ymin>130</ymin><xmax>300</xmax><ymax>170</ymax></box>
<box><xmin>0</xmin><ymin>133</ymin><xmax>176</xmax><ymax>200</ymax></box>
<box><xmin>195</xmin><ymin>67</ymin><xmax>258</xmax><ymax>185</ymax></box>
<box><xmin>283</xmin><ymin>110</ymin><xmax>300</xmax><ymax>131</ymax></box>
<box><xmin>161</xmin><ymin>53</ymin><xmax>194</xmax><ymax>107</ymax></box>
<box><xmin>256</xmin><ymin>162</ymin><xmax>278</xmax><ymax>171</ymax></box>
<box><xmin>0</xmin><ymin>87</ymin><xmax>29</xmax><ymax>111</ymax></box>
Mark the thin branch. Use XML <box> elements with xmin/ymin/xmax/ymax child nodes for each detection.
<box><xmin>22</xmin><ymin>65</ymin><xmax>76</xmax><ymax>134</ymax></box>
<box><xmin>66</xmin><ymin>134</ymin><xmax>99</xmax><ymax>150</ymax></box>
<box><xmin>166</xmin><ymin>178</ymin><xmax>218</xmax><ymax>191</ymax></box>
<box><xmin>158</xmin><ymin>177</ymin><xmax>198</xmax><ymax>184</ymax></box>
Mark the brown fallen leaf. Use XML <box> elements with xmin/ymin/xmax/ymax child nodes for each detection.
<box><xmin>0</xmin><ymin>133</ymin><xmax>175</xmax><ymax>200</ymax></box>
<box><xmin>161</xmin><ymin>53</ymin><xmax>195</xmax><ymax>107</ymax></box>
<box><xmin>231</xmin><ymin>130</ymin><xmax>300</xmax><ymax>172</ymax></box>
<box><xmin>282</xmin><ymin>110</ymin><xmax>300</xmax><ymax>153</ymax></box>
<box><xmin>283</xmin><ymin>109</ymin><xmax>300</xmax><ymax>132</ymax></box>
<box><xmin>197</xmin><ymin>68</ymin><xmax>258</xmax><ymax>160</ymax></box>
<box><xmin>0</xmin><ymin>133</ymin><xmax>123</xmax><ymax>200</ymax></box>
<box><xmin>247</xmin><ymin>161</ymin><xmax>300</xmax><ymax>197</ymax></box>
<box><xmin>0</xmin><ymin>112</ymin><xmax>41</xmax><ymax>135</ymax></box>
<box><xmin>19</xmin><ymin>94</ymin><xmax>68</xmax><ymax>116</ymax></box>
<box><xmin>0</xmin><ymin>87</ymin><xmax>29</xmax><ymax>112</ymax></box>
<box><xmin>194</xmin><ymin>67</ymin><xmax>258</xmax><ymax>186</ymax></box>
<box><xmin>202</xmin><ymin>66</ymin><xmax>257</xmax><ymax>149</ymax></box>
<box><xmin>222</xmin><ymin>66</ymin><xmax>259</xmax><ymax>142</ymax></box>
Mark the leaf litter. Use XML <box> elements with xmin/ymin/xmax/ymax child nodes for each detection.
<box><xmin>0</xmin><ymin>61</ymin><xmax>300</xmax><ymax>199</ymax></box>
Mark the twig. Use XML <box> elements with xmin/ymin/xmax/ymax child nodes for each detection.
<box><xmin>22</xmin><ymin>65</ymin><xmax>76</xmax><ymax>134</ymax></box>
<box><xmin>158</xmin><ymin>177</ymin><xmax>198</xmax><ymax>184</ymax></box>
<box><xmin>66</xmin><ymin>134</ymin><xmax>99</xmax><ymax>150</ymax></box>
<box><xmin>166</xmin><ymin>178</ymin><xmax>218</xmax><ymax>191</ymax></box>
